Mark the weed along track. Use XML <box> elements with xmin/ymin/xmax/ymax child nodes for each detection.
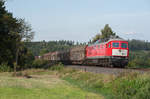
<box><xmin>59</xmin><ymin>65</ymin><xmax>150</xmax><ymax>99</ymax></box>
<box><xmin>66</xmin><ymin>65</ymin><xmax>150</xmax><ymax>75</ymax></box>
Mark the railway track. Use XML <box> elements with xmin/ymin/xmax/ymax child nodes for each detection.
<box><xmin>65</xmin><ymin>65</ymin><xmax>150</xmax><ymax>75</ymax></box>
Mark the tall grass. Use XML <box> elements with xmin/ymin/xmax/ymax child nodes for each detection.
<box><xmin>58</xmin><ymin>68</ymin><xmax>150</xmax><ymax>99</ymax></box>
<box><xmin>49</xmin><ymin>62</ymin><xmax>64</xmax><ymax>71</ymax></box>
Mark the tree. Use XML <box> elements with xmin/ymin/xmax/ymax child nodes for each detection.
<box><xmin>92</xmin><ymin>34</ymin><xmax>102</xmax><ymax>43</ymax></box>
<box><xmin>18</xmin><ymin>46</ymin><xmax>34</xmax><ymax>69</ymax></box>
<box><xmin>101</xmin><ymin>24</ymin><xmax>116</xmax><ymax>39</ymax></box>
<box><xmin>14</xmin><ymin>19</ymin><xmax>34</xmax><ymax>68</ymax></box>
<box><xmin>92</xmin><ymin>24</ymin><xmax>117</xmax><ymax>42</ymax></box>
<box><xmin>0</xmin><ymin>0</ymin><xmax>20</xmax><ymax>65</ymax></box>
<box><xmin>0</xmin><ymin>0</ymin><xmax>34</xmax><ymax>73</ymax></box>
<box><xmin>0</xmin><ymin>0</ymin><xmax>7</xmax><ymax>17</ymax></box>
<box><xmin>39</xmin><ymin>48</ymin><xmax>49</xmax><ymax>56</ymax></box>
<box><xmin>18</xmin><ymin>19</ymin><xmax>34</xmax><ymax>42</ymax></box>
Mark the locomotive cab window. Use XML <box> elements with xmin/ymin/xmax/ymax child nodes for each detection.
<box><xmin>121</xmin><ymin>43</ymin><xmax>127</xmax><ymax>48</ymax></box>
<box><xmin>113</xmin><ymin>42</ymin><xmax>119</xmax><ymax>48</ymax></box>
<box><xmin>109</xmin><ymin>44</ymin><xmax>111</xmax><ymax>48</ymax></box>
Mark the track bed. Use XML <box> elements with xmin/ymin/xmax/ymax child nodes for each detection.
<box><xmin>66</xmin><ymin>65</ymin><xmax>150</xmax><ymax>75</ymax></box>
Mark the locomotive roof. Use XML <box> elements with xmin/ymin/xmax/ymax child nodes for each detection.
<box><xmin>107</xmin><ymin>38</ymin><xmax>127</xmax><ymax>42</ymax></box>
<box><xmin>88</xmin><ymin>38</ymin><xmax>127</xmax><ymax>46</ymax></box>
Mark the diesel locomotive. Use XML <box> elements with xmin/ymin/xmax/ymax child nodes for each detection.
<box><xmin>36</xmin><ymin>38</ymin><xmax>129</xmax><ymax>68</ymax></box>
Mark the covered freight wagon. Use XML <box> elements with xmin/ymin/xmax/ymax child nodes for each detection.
<box><xmin>70</xmin><ymin>45</ymin><xmax>87</xmax><ymax>64</ymax></box>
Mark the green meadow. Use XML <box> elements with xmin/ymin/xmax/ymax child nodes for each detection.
<box><xmin>0</xmin><ymin>70</ymin><xmax>103</xmax><ymax>99</ymax></box>
<box><xmin>0</xmin><ymin>66</ymin><xmax>150</xmax><ymax>99</ymax></box>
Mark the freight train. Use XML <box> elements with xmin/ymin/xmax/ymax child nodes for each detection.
<box><xmin>36</xmin><ymin>38</ymin><xmax>129</xmax><ymax>68</ymax></box>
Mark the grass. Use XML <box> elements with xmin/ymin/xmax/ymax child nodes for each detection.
<box><xmin>0</xmin><ymin>71</ymin><xmax>103</xmax><ymax>99</ymax></box>
<box><xmin>58</xmin><ymin>68</ymin><xmax>150</xmax><ymax>99</ymax></box>
<box><xmin>1</xmin><ymin>64</ymin><xmax>150</xmax><ymax>99</ymax></box>
<box><xmin>45</xmin><ymin>64</ymin><xmax>150</xmax><ymax>99</ymax></box>
<box><xmin>60</xmin><ymin>69</ymin><xmax>115</xmax><ymax>99</ymax></box>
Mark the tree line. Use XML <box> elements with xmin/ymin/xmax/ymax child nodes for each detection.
<box><xmin>25</xmin><ymin>40</ymin><xmax>87</xmax><ymax>56</ymax></box>
<box><xmin>25</xmin><ymin>39</ymin><xmax>150</xmax><ymax>55</ymax></box>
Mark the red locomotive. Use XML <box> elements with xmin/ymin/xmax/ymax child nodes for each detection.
<box><xmin>85</xmin><ymin>38</ymin><xmax>129</xmax><ymax>67</ymax></box>
<box><xmin>38</xmin><ymin>38</ymin><xmax>129</xmax><ymax>68</ymax></box>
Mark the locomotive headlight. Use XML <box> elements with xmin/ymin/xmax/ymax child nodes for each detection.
<box><xmin>112</xmin><ymin>49</ymin><xmax>128</xmax><ymax>56</ymax></box>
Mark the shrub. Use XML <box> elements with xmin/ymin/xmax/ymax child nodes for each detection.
<box><xmin>0</xmin><ymin>62</ymin><xmax>11</xmax><ymax>72</ymax></box>
<box><xmin>32</xmin><ymin>59</ymin><xmax>49</xmax><ymax>68</ymax></box>
<box><xmin>127</xmin><ymin>61</ymin><xmax>137</xmax><ymax>68</ymax></box>
<box><xmin>108</xmin><ymin>73</ymin><xmax>150</xmax><ymax>99</ymax></box>
<box><xmin>49</xmin><ymin>62</ymin><xmax>64</xmax><ymax>71</ymax></box>
<box><xmin>128</xmin><ymin>51</ymin><xmax>150</xmax><ymax>68</ymax></box>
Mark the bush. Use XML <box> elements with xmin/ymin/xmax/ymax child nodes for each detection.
<box><xmin>49</xmin><ymin>62</ymin><xmax>64</xmax><ymax>71</ymax></box>
<box><xmin>127</xmin><ymin>60</ymin><xmax>137</xmax><ymax>68</ymax></box>
<box><xmin>108</xmin><ymin>73</ymin><xmax>150</xmax><ymax>99</ymax></box>
<box><xmin>0</xmin><ymin>63</ymin><xmax>11</xmax><ymax>72</ymax></box>
<box><xmin>128</xmin><ymin>51</ymin><xmax>150</xmax><ymax>68</ymax></box>
<box><xmin>32</xmin><ymin>59</ymin><xmax>49</xmax><ymax>68</ymax></box>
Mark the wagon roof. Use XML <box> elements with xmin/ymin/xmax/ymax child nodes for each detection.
<box><xmin>70</xmin><ymin>45</ymin><xmax>86</xmax><ymax>51</ymax></box>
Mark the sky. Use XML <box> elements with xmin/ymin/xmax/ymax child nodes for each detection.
<box><xmin>5</xmin><ymin>0</ymin><xmax>150</xmax><ymax>42</ymax></box>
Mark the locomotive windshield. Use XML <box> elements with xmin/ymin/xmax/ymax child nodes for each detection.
<box><xmin>113</xmin><ymin>42</ymin><xmax>119</xmax><ymax>48</ymax></box>
<box><xmin>121</xmin><ymin>43</ymin><xmax>127</xmax><ymax>48</ymax></box>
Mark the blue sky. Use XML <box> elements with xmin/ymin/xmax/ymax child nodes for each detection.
<box><xmin>6</xmin><ymin>0</ymin><xmax>150</xmax><ymax>42</ymax></box>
